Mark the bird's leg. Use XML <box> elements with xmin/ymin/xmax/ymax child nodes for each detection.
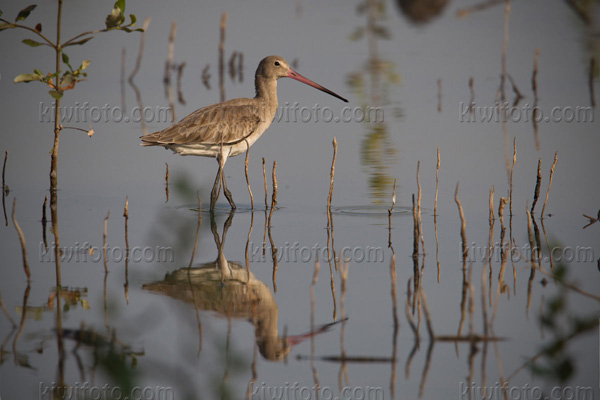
<box><xmin>210</xmin><ymin>157</ymin><xmax>224</xmax><ymax>211</ymax></box>
<box><xmin>222</xmin><ymin>173</ymin><xmax>236</xmax><ymax>209</ymax></box>
<box><xmin>216</xmin><ymin>141</ymin><xmax>235</xmax><ymax>210</ymax></box>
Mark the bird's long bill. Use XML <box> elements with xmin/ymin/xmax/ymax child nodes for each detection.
<box><xmin>287</xmin><ymin>69</ymin><xmax>348</xmax><ymax>103</ymax></box>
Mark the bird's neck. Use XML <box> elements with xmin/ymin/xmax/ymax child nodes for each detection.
<box><xmin>254</xmin><ymin>76</ymin><xmax>279</xmax><ymax>111</ymax></box>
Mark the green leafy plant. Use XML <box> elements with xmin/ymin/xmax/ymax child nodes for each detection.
<box><xmin>1</xmin><ymin>1</ymin><xmax>144</xmax><ymax>288</ymax></box>
<box><xmin>0</xmin><ymin>0</ymin><xmax>144</xmax><ymax>191</ymax></box>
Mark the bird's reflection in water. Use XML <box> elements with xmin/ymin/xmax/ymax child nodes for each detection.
<box><xmin>143</xmin><ymin>211</ymin><xmax>336</xmax><ymax>361</ymax></box>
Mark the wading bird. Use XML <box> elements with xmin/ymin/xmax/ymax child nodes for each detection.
<box><xmin>141</xmin><ymin>55</ymin><xmax>348</xmax><ymax>210</ymax></box>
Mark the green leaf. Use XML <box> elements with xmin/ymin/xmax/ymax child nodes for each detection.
<box><xmin>129</xmin><ymin>13</ymin><xmax>136</xmax><ymax>25</ymax></box>
<box><xmin>22</xmin><ymin>38</ymin><xmax>46</xmax><ymax>47</ymax></box>
<box><xmin>80</xmin><ymin>59</ymin><xmax>91</xmax><ymax>71</ymax></box>
<box><xmin>14</xmin><ymin>73</ymin><xmax>42</xmax><ymax>83</ymax></box>
<box><xmin>0</xmin><ymin>23</ymin><xmax>15</xmax><ymax>31</ymax></box>
<box><xmin>105</xmin><ymin>6</ymin><xmax>125</xmax><ymax>29</ymax></box>
<box><xmin>33</xmin><ymin>69</ymin><xmax>43</xmax><ymax>76</ymax></box>
<box><xmin>60</xmin><ymin>73</ymin><xmax>76</xmax><ymax>88</ymax></box>
<box><xmin>115</xmin><ymin>0</ymin><xmax>126</xmax><ymax>13</ymax></box>
<box><xmin>15</xmin><ymin>5</ymin><xmax>36</xmax><ymax>22</ymax></box>
<box><xmin>49</xmin><ymin>90</ymin><xmax>63</xmax><ymax>99</ymax></box>
<box><xmin>63</xmin><ymin>37</ymin><xmax>93</xmax><ymax>47</ymax></box>
<box><xmin>61</xmin><ymin>52</ymin><xmax>69</xmax><ymax>65</ymax></box>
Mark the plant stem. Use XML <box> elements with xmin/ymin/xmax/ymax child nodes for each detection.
<box><xmin>51</xmin><ymin>0</ymin><xmax>63</xmax><ymax>288</ymax></box>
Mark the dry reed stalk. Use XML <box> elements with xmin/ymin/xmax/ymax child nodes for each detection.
<box><xmin>219</xmin><ymin>12</ymin><xmax>227</xmax><ymax>102</ymax></box>
<box><xmin>541</xmin><ymin>152</ymin><xmax>558</xmax><ymax>218</ymax></box>
<box><xmin>165</xmin><ymin>163</ymin><xmax>170</xmax><ymax>202</ymax></box>
<box><xmin>2</xmin><ymin>151</ymin><xmax>7</xmax><ymax>192</ymax></box>
<box><xmin>530</xmin><ymin>158</ymin><xmax>542</xmax><ymax>214</ymax></box>
<box><xmin>228</xmin><ymin>51</ymin><xmax>237</xmax><ymax>81</ymax></box>
<box><xmin>165</xmin><ymin>22</ymin><xmax>177</xmax><ymax>121</ymax></box>
<box><xmin>123</xmin><ymin>196</ymin><xmax>130</xmax><ymax>303</ymax></box>
<box><xmin>455</xmin><ymin>183</ymin><xmax>468</xmax><ymax>262</ymax></box>
<box><xmin>509</xmin><ymin>138</ymin><xmax>516</xmax><ymax>216</ymax></box>
<box><xmin>12</xmin><ymin>198</ymin><xmax>30</xmax><ymax>281</ymax></box>
<box><xmin>327</xmin><ymin>137</ymin><xmax>338</xmax><ymax>211</ymax></box>
<box><xmin>129</xmin><ymin>18</ymin><xmax>151</xmax><ymax>136</ymax></box>
<box><xmin>238</xmin><ymin>52</ymin><xmax>244</xmax><ymax>83</ymax></box>
<box><xmin>416</xmin><ymin>161</ymin><xmax>425</xmax><ymax>253</ymax></box>
<box><xmin>489</xmin><ymin>186</ymin><xmax>495</xmax><ymax>224</ymax></box>
<box><xmin>176</xmin><ymin>62</ymin><xmax>186</xmax><ymax>105</ymax></box>
<box><xmin>411</xmin><ymin>194</ymin><xmax>420</xmax><ymax>317</ymax></box>
<box><xmin>103</xmin><ymin>211</ymin><xmax>110</xmax><ymax>273</ymax></box>
<box><xmin>244</xmin><ymin>140</ymin><xmax>254</xmax><ymax>209</ymax></box>
<box><xmin>129</xmin><ymin>18</ymin><xmax>151</xmax><ymax>83</ymax></box>
<box><xmin>201</xmin><ymin>64</ymin><xmax>211</xmax><ymax>90</ymax></box>
<box><xmin>389</xmin><ymin>178</ymin><xmax>397</xmax><ymax>214</ymax></box>
<box><xmin>404</xmin><ymin>278</ymin><xmax>418</xmax><ymax>337</ymax></box>
<box><xmin>532</xmin><ymin>48</ymin><xmax>539</xmax><ymax>99</ymax></box>
<box><xmin>507</xmin><ymin>74</ymin><xmax>524</xmax><ymax>104</ymax></box>
<box><xmin>469</xmin><ymin>77</ymin><xmax>475</xmax><ymax>114</ymax></box>
<box><xmin>262</xmin><ymin>157</ymin><xmax>268</xmax><ymax>209</ymax></box>
<box><xmin>165</xmin><ymin>22</ymin><xmax>177</xmax><ymax>79</ymax></box>
<box><xmin>42</xmin><ymin>196</ymin><xmax>48</xmax><ymax>250</ymax></box>
<box><xmin>420</xmin><ymin>288</ymin><xmax>434</xmax><ymax>339</ymax></box>
<box><xmin>388</xmin><ymin>179</ymin><xmax>396</xmax><ymax>247</ymax></box>
<box><xmin>499</xmin><ymin>0</ymin><xmax>511</xmax><ymax>103</ymax></box>
<box><xmin>434</xmin><ymin>148</ymin><xmax>440</xmax><ymax>215</ymax></box>
<box><xmin>188</xmin><ymin>194</ymin><xmax>202</xmax><ymax>268</ymax></box>
<box><xmin>1</xmin><ymin>151</ymin><xmax>7</xmax><ymax>226</ymax></box>
<box><xmin>271</xmin><ymin>161</ymin><xmax>278</xmax><ymax>208</ymax></box>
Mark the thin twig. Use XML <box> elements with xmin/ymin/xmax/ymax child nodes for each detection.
<box><xmin>489</xmin><ymin>185</ymin><xmax>495</xmax><ymax>224</ymax></box>
<box><xmin>499</xmin><ymin>0</ymin><xmax>511</xmax><ymax>103</ymax></box>
<box><xmin>532</xmin><ymin>48</ymin><xmax>540</xmax><ymax>150</ymax></box>
<box><xmin>219</xmin><ymin>12</ymin><xmax>227</xmax><ymax>102</ymax></box>
<box><xmin>123</xmin><ymin>196</ymin><xmax>130</xmax><ymax>303</ymax></box>
<box><xmin>507</xmin><ymin>74</ymin><xmax>524</xmax><ymax>105</ymax></box>
<box><xmin>129</xmin><ymin>18</ymin><xmax>151</xmax><ymax>83</ymax></box>
<box><xmin>530</xmin><ymin>158</ymin><xmax>542</xmax><ymax>214</ymax></box>
<box><xmin>2</xmin><ymin>150</ymin><xmax>8</xmax><ymax>226</ymax></box>
<box><xmin>271</xmin><ymin>161</ymin><xmax>278</xmax><ymax>209</ymax></box>
<box><xmin>469</xmin><ymin>77</ymin><xmax>475</xmax><ymax>114</ymax></box>
<box><xmin>262</xmin><ymin>158</ymin><xmax>268</xmax><ymax>209</ymax></box>
<box><xmin>541</xmin><ymin>152</ymin><xmax>557</xmax><ymax>218</ymax></box>
<box><xmin>509</xmin><ymin>138</ymin><xmax>516</xmax><ymax>216</ymax></box>
<box><xmin>103</xmin><ymin>211</ymin><xmax>110</xmax><ymax>273</ymax></box>
<box><xmin>244</xmin><ymin>140</ymin><xmax>254</xmax><ymax>209</ymax></box>
<box><xmin>12</xmin><ymin>198</ymin><xmax>30</xmax><ymax>281</ymax></box>
<box><xmin>455</xmin><ymin>183</ymin><xmax>467</xmax><ymax>262</ymax></box>
<box><xmin>389</xmin><ymin>178</ymin><xmax>397</xmax><ymax>215</ymax></box>
<box><xmin>2</xmin><ymin>150</ymin><xmax>8</xmax><ymax>192</ymax></box>
<box><xmin>165</xmin><ymin>22</ymin><xmax>177</xmax><ymax>122</ymax></box>
<box><xmin>327</xmin><ymin>137</ymin><xmax>338</xmax><ymax>211</ymax></box>
<box><xmin>176</xmin><ymin>62</ymin><xmax>187</xmax><ymax>105</ymax></box>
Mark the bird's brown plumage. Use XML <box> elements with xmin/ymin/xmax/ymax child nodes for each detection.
<box><xmin>141</xmin><ymin>98</ymin><xmax>269</xmax><ymax>148</ymax></box>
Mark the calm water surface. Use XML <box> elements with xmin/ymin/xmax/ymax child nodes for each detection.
<box><xmin>0</xmin><ymin>0</ymin><xmax>599</xmax><ymax>399</ymax></box>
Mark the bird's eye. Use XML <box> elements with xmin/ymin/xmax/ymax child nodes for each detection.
<box><xmin>274</xmin><ymin>61</ymin><xmax>281</xmax><ymax>66</ymax></box>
